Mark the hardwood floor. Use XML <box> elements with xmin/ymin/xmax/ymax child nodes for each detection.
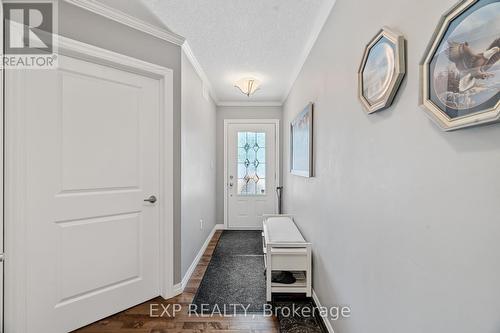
<box><xmin>74</xmin><ymin>230</ymin><xmax>279</xmax><ymax>333</ymax></box>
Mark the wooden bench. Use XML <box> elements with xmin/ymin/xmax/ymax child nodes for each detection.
<box><xmin>262</xmin><ymin>214</ymin><xmax>312</xmax><ymax>302</ymax></box>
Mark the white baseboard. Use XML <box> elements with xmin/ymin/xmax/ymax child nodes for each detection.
<box><xmin>171</xmin><ymin>283</ymin><xmax>183</xmax><ymax>296</ymax></box>
<box><xmin>179</xmin><ymin>223</ymin><xmax>225</xmax><ymax>291</ymax></box>
<box><xmin>312</xmin><ymin>289</ymin><xmax>335</xmax><ymax>333</ymax></box>
<box><xmin>226</xmin><ymin>226</ymin><xmax>263</xmax><ymax>230</ymax></box>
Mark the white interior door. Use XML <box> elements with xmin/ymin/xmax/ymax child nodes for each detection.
<box><xmin>8</xmin><ymin>55</ymin><xmax>162</xmax><ymax>332</ymax></box>
<box><xmin>227</xmin><ymin>122</ymin><xmax>278</xmax><ymax>229</ymax></box>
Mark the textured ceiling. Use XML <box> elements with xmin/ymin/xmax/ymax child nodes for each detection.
<box><xmin>141</xmin><ymin>0</ymin><xmax>334</xmax><ymax>104</ymax></box>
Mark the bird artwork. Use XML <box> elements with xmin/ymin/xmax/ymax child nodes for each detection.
<box><xmin>446</xmin><ymin>38</ymin><xmax>500</xmax><ymax>90</ymax></box>
<box><xmin>422</xmin><ymin>0</ymin><xmax>500</xmax><ymax>130</ymax></box>
<box><xmin>434</xmin><ymin>37</ymin><xmax>500</xmax><ymax>110</ymax></box>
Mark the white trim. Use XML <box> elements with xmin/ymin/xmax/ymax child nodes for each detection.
<box><xmin>226</xmin><ymin>226</ymin><xmax>263</xmax><ymax>230</ymax></box>
<box><xmin>281</xmin><ymin>0</ymin><xmax>337</xmax><ymax>103</ymax></box>
<box><xmin>217</xmin><ymin>101</ymin><xmax>283</xmax><ymax>107</ymax></box>
<box><xmin>58</xmin><ymin>36</ymin><xmax>172</xmax><ymax>79</ymax></box>
<box><xmin>171</xmin><ymin>283</ymin><xmax>183</xmax><ymax>296</ymax></box>
<box><xmin>0</xmin><ymin>1</ymin><xmax>4</xmax><ymax>329</ymax></box>
<box><xmin>312</xmin><ymin>289</ymin><xmax>336</xmax><ymax>333</ymax></box>
<box><xmin>4</xmin><ymin>35</ymin><xmax>176</xmax><ymax>332</ymax></box>
<box><xmin>223</xmin><ymin>119</ymin><xmax>280</xmax><ymax>230</ymax></box>
<box><xmin>179</xmin><ymin>224</ymin><xmax>225</xmax><ymax>291</ymax></box>
<box><xmin>63</xmin><ymin>0</ymin><xmax>185</xmax><ymax>45</ymax></box>
<box><xmin>158</xmin><ymin>65</ymin><xmax>176</xmax><ymax>301</ymax></box>
<box><xmin>182</xmin><ymin>41</ymin><xmax>218</xmax><ymax>103</ymax></box>
<box><xmin>4</xmin><ymin>62</ymin><xmax>27</xmax><ymax>333</ymax></box>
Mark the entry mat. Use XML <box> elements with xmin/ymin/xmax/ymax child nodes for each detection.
<box><xmin>274</xmin><ymin>295</ymin><xmax>328</xmax><ymax>333</ymax></box>
<box><xmin>191</xmin><ymin>230</ymin><xmax>266</xmax><ymax>313</ymax></box>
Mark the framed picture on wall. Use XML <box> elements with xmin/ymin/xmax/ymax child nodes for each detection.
<box><xmin>420</xmin><ymin>0</ymin><xmax>500</xmax><ymax>131</ymax></box>
<box><xmin>358</xmin><ymin>26</ymin><xmax>406</xmax><ymax>114</ymax></box>
<box><xmin>290</xmin><ymin>103</ymin><xmax>313</xmax><ymax>177</ymax></box>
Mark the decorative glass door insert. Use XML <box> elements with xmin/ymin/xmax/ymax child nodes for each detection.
<box><xmin>237</xmin><ymin>131</ymin><xmax>266</xmax><ymax>195</ymax></box>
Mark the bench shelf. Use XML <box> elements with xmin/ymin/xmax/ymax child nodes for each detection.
<box><xmin>263</xmin><ymin>214</ymin><xmax>312</xmax><ymax>302</ymax></box>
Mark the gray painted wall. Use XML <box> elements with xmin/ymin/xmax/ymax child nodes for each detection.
<box><xmin>181</xmin><ymin>52</ymin><xmax>217</xmax><ymax>278</ymax></box>
<box><xmin>282</xmin><ymin>0</ymin><xmax>500</xmax><ymax>332</ymax></box>
<box><xmin>58</xmin><ymin>1</ymin><xmax>184</xmax><ymax>282</ymax></box>
<box><xmin>216</xmin><ymin>106</ymin><xmax>282</xmax><ymax>224</ymax></box>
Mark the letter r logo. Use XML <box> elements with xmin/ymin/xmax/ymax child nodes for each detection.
<box><xmin>4</xmin><ymin>2</ymin><xmax>53</xmax><ymax>54</ymax></box>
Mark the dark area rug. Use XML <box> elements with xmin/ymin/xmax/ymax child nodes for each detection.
<box><xmin>191</xmin><ymin>230</ymin><xmax>266</xmax><ymax>313</ymax></box>
<box><xmin>273</xmin><ymin>295</ymin><xmax>328</xmax><ymax>333</ymax></box>
<box><xmin>212</xmin><ymin>230</ymin><xmax>263</xmax><ymax>256</ymax></box>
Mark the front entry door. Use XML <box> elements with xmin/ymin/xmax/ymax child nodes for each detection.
<box><xmin>227</xmin><ymin>122</ymin><xmax>278</xmax><ymax>229</ymax></box>
<box><xmin>7</xmin><ymin>55</ymin><xmax>161</xmax><ymax>332</ymax></box>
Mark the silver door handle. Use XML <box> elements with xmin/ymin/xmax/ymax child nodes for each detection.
<box><xmin>144</xmin><ymin>195</ymin><xmax>157</xmax><ymax>204</ymax></box>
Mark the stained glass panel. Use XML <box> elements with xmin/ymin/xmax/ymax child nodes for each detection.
<box><xmin>237</xmin><ymin>131</ymin><xmax>266</xmax><ymax>195</ymax></box>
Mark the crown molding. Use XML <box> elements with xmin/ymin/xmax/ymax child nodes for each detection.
<box><xmin>182</xmin><ymin>41</ymin><xmax>219</xmax><ymax>103</ymax></box>
<box><xmin>217</xmin><ymin>101</ymin><xmax>283</xmax><ymax>107</ymax></box>
<box><xmin>63</xmin><ymin>0</ymin><xmax>185</xmax><ymax>46</ymax></box>
<box><xmin>281</xmin><ymin>0</ymin><xmax>337</xmax><ymax>103</ymax></box>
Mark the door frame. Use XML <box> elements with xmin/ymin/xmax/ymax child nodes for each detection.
<box><xmin>223</xmin><ymin>119</ymin><xmax>280</xmax><ymax>230</ymax></box>
<box><xmin>4</xmin><ymin>36</ymin><xmax>175</xmax><ymax>333</ymax></box>
<box><xmin>0</xmin><ymin>1</ymin><xmax>3</xmax><ymax>331</ymax></box>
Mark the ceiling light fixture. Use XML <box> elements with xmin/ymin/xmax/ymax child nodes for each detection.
<box><xmin>234</xmin><ymin>77</ymin><xmax>261</xmax><ymax>97</ymax></box>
